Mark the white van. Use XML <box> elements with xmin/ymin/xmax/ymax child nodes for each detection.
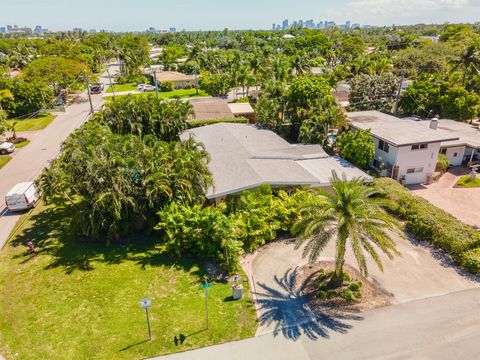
<box><xmin>5</xmin><ymin>182</ymin><xmax>40</xmax><ymax>212</ymax></box>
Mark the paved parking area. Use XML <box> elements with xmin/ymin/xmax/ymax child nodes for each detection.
<box><xmin>409</xmin><ymin>167</ymin><xmax>480</xmax><ymax>229</ymax></box>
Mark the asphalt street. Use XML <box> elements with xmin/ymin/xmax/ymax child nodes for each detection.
<box><xmin>0</xmin><ymin>65</ymin><xmax>118</xmax><ymax>250</ymax></box>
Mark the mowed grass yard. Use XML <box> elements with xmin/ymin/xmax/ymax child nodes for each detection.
<box><xmin>0</xmin><ymin>202</ymin><xmax>257</xmax><ymax>360</ymax></box>
<box><xmin>6</xmin><ymin>113</ymin><xmax>56</xmax><ymax>132</ymax></box>
<box><xmin>106</xmin><ymin>83</ymin><xmax>138</xmax><ymax>93</ymax></box>
<box><xmin>0</xmin><ymin>156</ymin><xmax>11</xmax><ymax>169</ymax></box>
<box><xmin>105</xmin><ymin>89</ymin><xmax>208</xmax><ymax>101</ymax></box>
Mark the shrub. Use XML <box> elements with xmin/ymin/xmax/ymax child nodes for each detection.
<box><xmin>376</xmin><ymin>178</ymin><xmax>480</xmax><ymax>266</ymax></box>
<box><xmin>458</xmin><ymin>248</ymin><xmax>480</xmax><ymax>274</ymax></box>
<box><xmin>160</xmin><ymin>80</ymin><xmax>176</xmax><ymax>92</ymax></box>
<box><xmin>155</xmin><ymin>202</ymin><xmax>243</xmax><ymax>273</ymax></box>
<box><xmin>187</xmin><ymin>117</ymin><xmax>248</xmax><ymax>129</ymax></box>
<box><xmin>436</xmin><ymin>154</ymin><xmax>449</xmax><ymax>173</ymax></box>
<box><xmin>183</xmin><ymin>84</ymin><xmax>193</xmax><ymax>90</ymax></box>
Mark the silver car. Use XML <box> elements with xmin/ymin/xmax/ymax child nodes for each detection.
<box><xmin>0</xmin><ymin>141</ymin><xmax>15</xmax><ymax>155</ymax></box>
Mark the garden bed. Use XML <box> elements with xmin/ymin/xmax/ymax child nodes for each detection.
<box><xmin>455</xmin><ymin>175</ymin><xmax>480</xmax><ymax>188</ymax></box>
<box><xmin>297</xmin><ymin>261</ymin><xmax>393</xmax><ymax>313</ymax></box>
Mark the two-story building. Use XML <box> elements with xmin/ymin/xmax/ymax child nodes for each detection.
<box><xmin>347</xmin><ymin>111</ymin><xmax>459</xmax><ymax>185</ymax></box>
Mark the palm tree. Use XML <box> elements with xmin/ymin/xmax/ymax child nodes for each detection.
<box><xmin>451</xmin><ymin>43</ymin><xmax>480</xmax><ymax>87</ymax></box>
<box><xmin>292</xmin><ymin>171</ymin><xmax>400</xmax><ymax>288</ymax></box>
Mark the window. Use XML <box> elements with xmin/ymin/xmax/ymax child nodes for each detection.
<box><xmin>372</xmin><ymin>159</ymin><xmax>378</xmax><ymax>168</ymax></box>
<box><xmin>378</xmin><ymin>140</ymin><xmax>390</xmax><ymax>153</ymax></box>
<box><xmin>406</xmin><ymin>167</ymin><xmax>423</xmax><ymax>174</ymax></box>
<box><xmin>411</xmin><ymin>143</ymin><xmax>428</xmax><ymax>151</ymax></box>
<box><xmin>440</xmin><ymin>148</ymin><xmax>447</xmax><ymax>155</ymax></box>
<box><xmin>453</xmin><ymin>152</ymin><xmax>458</xmax><ymax>157</ymax></box>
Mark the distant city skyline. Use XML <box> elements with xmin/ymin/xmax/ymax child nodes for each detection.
<box><xmin>1</xmin><ymin>0</ymin><xmax>479</xmax><ymax>32</ymax></box>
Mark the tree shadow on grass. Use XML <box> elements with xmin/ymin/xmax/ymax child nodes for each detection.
<box><xmin>9</xmin><ymin>203</ymin><xmax>201</xmax><ymax>276</ymax></box>
<box><xmin>255</xmin><ymin>268</ymin><xmax>363</xmax><ymax>341</ymax></box>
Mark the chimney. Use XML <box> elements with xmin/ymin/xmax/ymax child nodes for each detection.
<box><xmin>429</xmin><ymin>117</ymin><xmax>439</xmax><ymax>130</ymax></box>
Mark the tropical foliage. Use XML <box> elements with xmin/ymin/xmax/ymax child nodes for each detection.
<box><xmin>293</xmin><ymin>172</ymin><xmax>400</xmax><ymax>287</ymax></box>
<box><xmin>337</xmin><ymin>129</ymin><xmax>375</xmax><ymax>169</ymax></box>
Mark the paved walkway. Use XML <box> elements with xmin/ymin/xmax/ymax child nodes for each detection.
<box><xmin>410</xmin><ymin>167</ymin><xmax>480</xmax><ymax>228</ymax></box>
<box><xmin>0</xmin><ymin>65</ymin><xmax>118</xmax><ymax>250</ymax></box>
<box><xmin>154</xmin><ymin>288</ymin><xmax>480</xmax><ymax>360</ymax></box>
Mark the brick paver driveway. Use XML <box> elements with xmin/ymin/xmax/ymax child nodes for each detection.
<box><xmin>409</xmin><ymin>167</ymin><xmax>480</xmax><ymax>229</ymax></box>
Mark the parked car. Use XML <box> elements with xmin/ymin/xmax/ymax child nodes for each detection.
<box><xmin>137</xmin><ymin>84</ymin><xmax>157</xmax><ymax>92</ymax></box>
<box><xmin>89</xmin><ymin>83</ymin><xmax>104</xmax><ymax>94</ymax></box>
<box><xmin>5</xmin><ymin>182</ymin><xmax>40</xmax><ymax>212</ymax></box>
<box><xmin>0</xmin><ymin>141</ymin><xmax>15</xmax><ymax>155</ymax></box>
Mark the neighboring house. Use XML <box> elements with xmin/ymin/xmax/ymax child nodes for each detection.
<box><xmin>413</xmin><ymin>119</ymin><xmax>480</xmax><ymax>166</ymax></box>
<box><xmin>189</xmin><ymin>98</ymin><xmax>255</xmax><ymax>121</ymax></box>
<box><xmin>227</xmin><ymin>102</ymin><xmax>255</xmax><ymax>122</ymax></box>
<box><xmin>153</xmin><ymin>71</ymin><xmax>197</xmax><ymax>89</ymax></box>
<box><xmin>332</xmin><ymin>81</ymin><xmax>351</xmax><ymax>108</ymax></box>
<box><xmin>180</xmin><ymin>123</ymin><xmax>370</xmax><ymax>201</ymax></box>
<box><xmin>190</xmin><ymin>98</ymin><xmax>234</xmax><ymax>120</ymax></box>
<box><xmin>347</xmin><ymin>111</ymin><xmax>459</xmax><ymax>185</ymax></box>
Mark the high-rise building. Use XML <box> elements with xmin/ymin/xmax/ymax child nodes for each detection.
<box><xmin>73</xmin><ymin>27</ymin><xmax>83</xmax><ymax>33</ymax></box>
<box><xmin>272</xmin><ymin>23</ymin><xmax>276</xmax><ymax>30</ymax></box>
<box><xmin>169</xmin><ymin>27</ymin><xmax>176</xmax><ymax>33</ymax></box>
<box><xmin>6</xmin><ymin>25</ymin><xmax>12</xmax><ymax>32</ymax></box>
<box><xmin>282</xmin><ymin>19</ymin><xmax>289</xmax><ymax>30</ymax></box>
<box><xmin>0</xmin><ymin>27</ymin><xmax>5</xmax><ymax>34</ymax></box>
<box><xmin>89</xmin><ymin>29</ymin><xmax>97</xmax><ymax>33</ymax></box>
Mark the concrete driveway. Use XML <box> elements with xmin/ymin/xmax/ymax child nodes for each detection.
<box><xmin>244</xmin><ymin>232</ymin><xmax>479</xmax><ymax>336</ymax></box>
<box><xmin>409</xmin><ymin>167</ymin><xmax>480</xmax><ymax>228</ymax></box>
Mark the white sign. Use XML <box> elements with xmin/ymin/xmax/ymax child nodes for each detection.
<box><xmin>140</xmin><ymin>298</ymin><xmax>151</xmax><ymax>309</ymax></box>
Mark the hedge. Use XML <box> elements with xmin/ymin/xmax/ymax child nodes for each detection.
<box><xmin>187</xmin><ymin>117</ymin><xmax>248</xmax><ymax>129</ymax></box>
<box><xmin>376</xmin><ymin>178</ymin><xmax>480</xmax><ymax>273</ymax></box>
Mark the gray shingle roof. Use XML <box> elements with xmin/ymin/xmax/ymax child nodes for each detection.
<box><xmin>180</xmin><ymin>123</ymin><xmax>371</xmax><ymax>199</ymax></box>
<box><xmin>347</xmin><ymin>111</ymin><xmax>459</xmax><ymax>147</ymax></box>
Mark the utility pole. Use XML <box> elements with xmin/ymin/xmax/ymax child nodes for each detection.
<box><xmin>393</xmin><ymin>71</ymin><xmax>405</xmax><ymax>115</ymax></box>
<box><xmin>152</xmin><ymin>69</ymin><xmax>159</xmax><ymax>99</ymax></box>
<box><xmin>84</xmin><ymin>70</ymin><xmax>94</xmax><ymax>115</ymax></box>
<box><xmin>106</xmin><ymin>67</ymin><xmax>115</xmax><ymax>100</ymax></box>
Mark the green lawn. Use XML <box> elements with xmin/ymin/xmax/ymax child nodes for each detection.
<box><xmin>0</xmin><ymin>202</ymin><xmax>257</xmax><ymax>360</ymax></box>
<box><xmin>106</xmin><ymin>83</ymin><xmax>138</xmax><ymax>93</ymax></box>
<box><xmin>456</xmin><ymin>175</ymin><xmax>480</xmax><ymax>188</ymax></box>
<box><xmin>6</xmin><ymin>113</ymin><xmax>56</xmax><ymax>132</ymax></box>
<box><xmin>14</xmin><ymin>140</ymin><xmax>30</xmax><ymax>148</ymax></box>
<box><xmin>0</xmin><ymin>156</ymin><xmax>11</xmax><ymax>169</ymax></box>
<box><xmin>105</xmin><ymin>89</ymin><xmax>208</xmax><ymax>101</ymax></box>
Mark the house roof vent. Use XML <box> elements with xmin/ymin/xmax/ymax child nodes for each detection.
<box><xmin>429</xmin><ymin>117</ymin><xmax>439</xmax><ymax>130</ymax></box>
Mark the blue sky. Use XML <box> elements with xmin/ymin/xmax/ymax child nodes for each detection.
<box><xmin>2</xmin><ymin>0</ymin><xmax>479</xmax><ymax>31</ymax></box>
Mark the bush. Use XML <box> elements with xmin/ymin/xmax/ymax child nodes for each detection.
<box><xmin>187</xmin><ymin>117</ymin><xmax>248</xmax><ymax>129</ymax></box>
<box><xmin>458</xmin><ymin>248</ymin><xmax>480</xmax><ymax>274</ymax></box>
<box><xmin>155</xmin><ymin>203</ymin><xmax>243</xmax><ymax>273</ymax></box>
<box><xmin>183</xmin><ymin>84</ymin><xmax>193</xmax><ymax>90</ymax></box>
<box><xmin>160</xmin><ymin>80</ymin><xmax>175</xmax><ymax>92</ymax></box>
<box><xmin>436</xmin><ymin>154</ymin><xmax>449</xmax><ymax>173</ymax></box>
<box><xmin>376</xmin><ymin>178</ymin><xmax>480</xmax><ymax>266</ymax></box>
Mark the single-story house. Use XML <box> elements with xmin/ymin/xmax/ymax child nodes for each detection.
<box><xmin>347</xmin><ymin>111</ymin><xmax>460</xmax><ymax>185</ymax></box>
<box><xmin>189</xmin><ymin>98</ymin><xmax>255</xmax><ymax>121</ymax></box>
<box><xmin>153</xmin><ymin>71</ymin><xmax>198</xmax><ymax>89</ymax></box>
<box><xmin>412</xmin><ymin>119</ymin><xmax>480</xmax><ymax>166</ymax></box>
<box><xmin>190</xmin><ymin>98</ymin><xmax>235</xmax><ymax>120</ymax></box>
<box><xmin>180</xmin><ymin>123</ymin><xmax>370</xmax><ymax>200</ymax></box>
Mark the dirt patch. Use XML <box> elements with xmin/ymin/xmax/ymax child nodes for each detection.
<box><xmin>297</xmin><ymin>261</ymin><xmax>393</xmax><ymax>313</ymax></box>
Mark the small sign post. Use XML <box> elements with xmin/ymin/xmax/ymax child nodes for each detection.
<box><xmin>140</xmin><ymin>297</ymin><xmax>152</xmax><ymax>340</ymax></box>
<box><xmin>200</xmin><ymin>278</ymin><xmax>213</xmax><ymax>329</ymax></box>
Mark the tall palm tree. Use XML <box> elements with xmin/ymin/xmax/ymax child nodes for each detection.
<box><xmin>292</xmin><ymin>171</ymin><xmax>400</xmax><ymax>288</ymax></box>
<box><xmin>451</xmin><ymin>43</ymin><xmax>480</xmax><ymax>87</ymax></box>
